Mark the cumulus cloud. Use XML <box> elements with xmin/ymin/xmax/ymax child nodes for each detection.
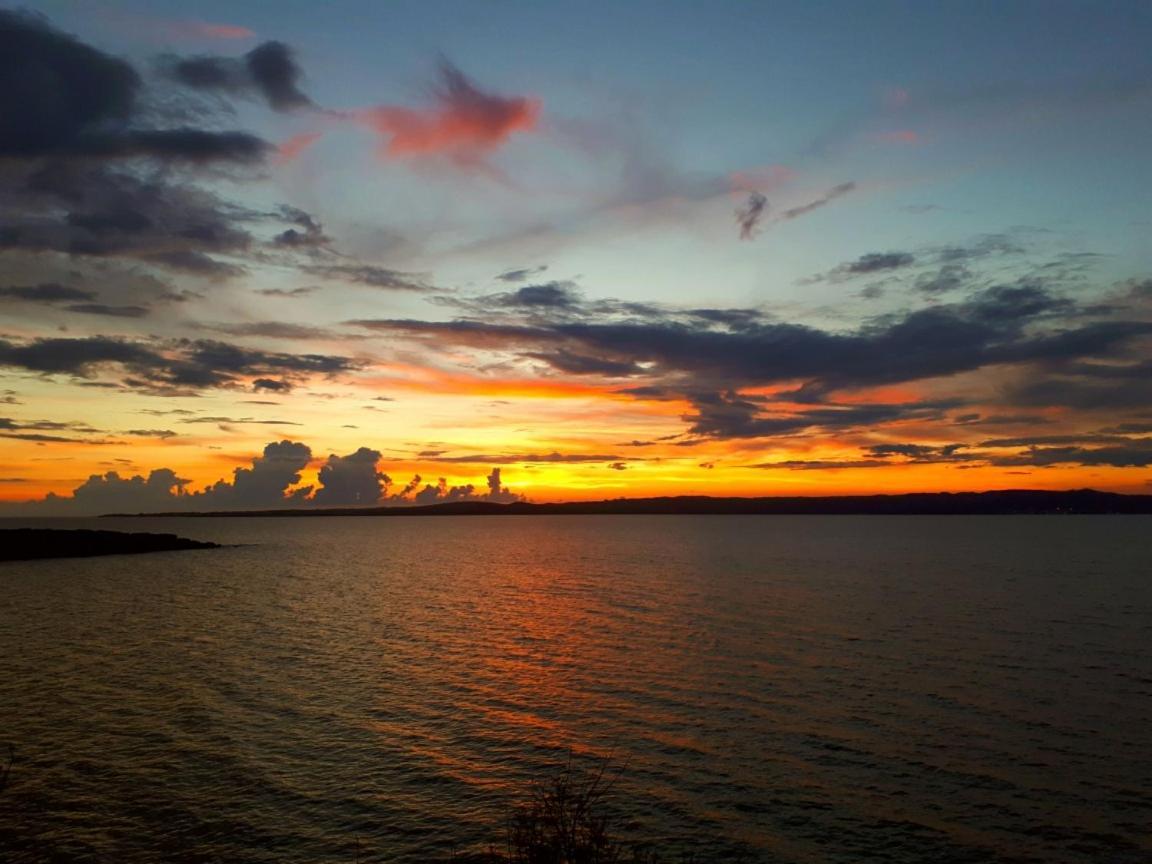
<box><xmin>200</xmin><ymin>440</ymin><xmax>313</xmax><ymax>506</ymax></box>
<box><xmin>2</xmin><ymin>441</ymin><xmax>526</xmax><ymax>514</ymax></box>
<box><xmin>313</xmin><ymin>447</ymin><xmax>391</xmax><ymax>505</ymax></box>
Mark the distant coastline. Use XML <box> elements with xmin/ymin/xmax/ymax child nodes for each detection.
<box><xmin>105</xmin><ymin>489</ymin><xmax>1152</xmax><ymax>518</ymax></box>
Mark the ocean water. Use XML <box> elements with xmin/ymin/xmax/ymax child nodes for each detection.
<box><xmin>1</xmin><ymin>515</ymin><xmax>1150</xmax><ymax>863</ymax></box>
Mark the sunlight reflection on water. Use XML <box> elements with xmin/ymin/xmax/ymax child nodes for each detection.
<box><xmin>1</xmin><ymin>515</ymin><xmax>1150</xmax><ymax>862</ymax></box>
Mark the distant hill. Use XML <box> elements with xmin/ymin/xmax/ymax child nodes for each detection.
<box><xmin>108</xmin><ymin>489</ymin><xmax>1152</xmax><ymax>518</ymax></box>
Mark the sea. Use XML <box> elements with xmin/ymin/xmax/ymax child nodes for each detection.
<box><xmin>1</xmin><ymin>515</ymin><xmax>1149</xmax><ymax>863</ymax></box>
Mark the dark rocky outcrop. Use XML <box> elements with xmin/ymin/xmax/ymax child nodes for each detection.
<box><xmin>0</xmin><ymin>529</ymin><xmax>220</xmax><ymax>561</ymax></box>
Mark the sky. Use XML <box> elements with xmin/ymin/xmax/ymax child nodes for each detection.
<box><xmin>1</xmin><ymin>0</ymin><xmax>1150</xmax><ymax>514</ymax></box>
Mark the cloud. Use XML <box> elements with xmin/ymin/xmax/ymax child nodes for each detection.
<box><xmin>346</xmin><ymin>61</ymin><xmax>540</xmax><ymax>170</ymax></box>
<box><xmin>313</xmin><ymin>447</ymin><xmax>391</xmax><ymax>505</ymax></box>
<box><xmin>807</xmin><ymin>251</ymin><xmax>918</xmax><ymax>283</ymax></box>
<box><xmin>200</xmin><ymin>440</ymin><xmax>313</xmax><ymax>506</ymax></box>
<box><xmin>497</xmin><ymin>265</ymin><xmax>548</xmax><ymax>283</ymax></box>
<box><xmin>245</xmin><ymin>41</ymin><xmax>313</xmax><ymax>110</ymax></box>
<box><xmin>257</xmin><ymin>286</ymin><xmax>319</xmax><ymax>298</ymax></box>
<box><xmin>68</xmin><ymin>467</ymin><xmax>192</xmax><ymax>513</ymax></box>
<box><xmin>736</xmin><ymin>192</ymin><xmax>768</xmax><ymax>240</ymax></box>
<box><xmin>0</xmin><ymin>161</ymin><xmax>263</xmax><ymax>277</ymax></box>
<box><xmin>407</xmin><ymin>467</ymin><xmax>522</xmax><ymax>505</ymax></box>
<box><xmin>0</xmin><ymin>335</ymin><xmax>357</xmax><ymax>394</ymax></box>
<box><xmin>0</xmin><ymin>283</ymin><xmax>97</xmax><ymax>304</ymax></box>
<box><xmin>303</xmin><ymin>264</ymin><xmax>432</xmax><ymax>292</ymax></box>
<box><xmin>274</xmin><ymin>131</ymin><xmax>323</xmax><ymax>164</ymax></box>
<box><xmin>165</xmin><ymin>40</ymin><xmax>313</xmax><ymax>111</ymax></box>
<box><xmin>43</xmin><ymin>442</ymin><xmax>298</xmax><ymax>513</ymax></box>
<box><xmin>352</xmin><ymin>276</ymin><xmax>1152</xmax><ymax>442</ymax></box>
<box><xmin>420</xmin><ymin>451</ymin><xmax>629</xmax><ymax>464</ymax></box>
<box><xmin>499</xmin><ymin>282</ymin><xmax>579</xmax><ymax>309</ymax></box>
<box><xmin>246</xmin><ymin>378</ymin><xmax>288</xmax><ymax>395</ymax></box>
<box><xmin>844</xmin><ymin>252</ymin><xmax>916</xmax><ymax>274</ymax></box>
<box><xmin>780</xmin><ymin>182</ymin><xmax>856</xmax><ymax>220</ymax></box>
<box><xmin>683</xmin><ymin>391</ymin><xmax>962</xmax><ymax>440</ymax></box>
<box><xmin>0</xmin><ymin>10</ymin><xmax>268</xmax><ymax>163</ymax></box>
<box><xmin>915</xmin><ymin>263</ymin><xmax>972</xmax><ymax>294</ymax></box>
<box><xmin>358</xmin><ymin>283</ymin><xmax>1144</xmax><ymax>397</ymax></box>
<box><xmin>65</xmin><ymin>303</ymin><xmax>151</xmax><ymax>318</ymax></box>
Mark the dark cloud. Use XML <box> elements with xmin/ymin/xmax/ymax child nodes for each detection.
<box><xmin>68</xmin><ymin>468</ymin><xmax>191</xmax><ymax>513</ymax></box>
<box><xmin>273</xmin><ymin>207</ymin><xmax>329</xmax><ymax>248</ymax></box>
<box><xmin>0</xmin><ymin>10</ymin><xmax>268</xmax><ymax>163</ymax></box>
<box><xmin>915</xmin><ymin>263</ymin><xmax>972</xmax><ymax>294</ymax></box>
<box><xmin>421</xmin><ymin>451</ymin><xmax>628</xmax><ymax>464</ymax></box>
<box><xmin>1</xmin><ymin>163</ymin><xmax>257</xmax><ymax>276</ymax></box>
<box><xmin>683</xmin><ymin>391</ymin><xmax>962</xmax><ymax>440</ymax></box>
<box><xmin>844</xmin><ymin>252</ymin><xmax>915</xmax><ymax>274</ymax></box>
<box><xmin>245</xmin><ymin>42</ymin><xmax>313</xmax><ymax>111</ymax></box>
<box><xmin>303</xmin><ymin>264</ymin><xmax>433</xmax><ymax>292</ymax></box>
<box><xmin>0</xmin><ymin>283</ymin><xmax>96</xmax><ymax>303</ymax></box>
<box><xmin>313</xmin><ymin>447</ymin><xmax>390</xmax><ymax>505</ymax></box>
<box><xmin>990</xmin><ymin>442</ymin><xmax>1152</xmax><ymax>468</ymax></box>
<box><xmin>0</xmin><ymin>335</ymin><xmax>357</xmax><ymax>394</ymax></box>
<box><xmin>935</xmin><ymin>234</ymin><xmax>1023</xmax><ymax>262</ymax></box>
<box><xmin>752</xmin><ymin>458</ymin><xmax>891</xmax><ymax>471</ymax></box>
<box><xmin>780</xmin><ymin>182</ymin><xmax>856</xmax><ymax>220</ymax></box>
<box><xmin>808</xmin><ymin>250</ymin><xmax>917</xmax><ymax>283</ymax></box>
<box><xmin>863</xmin><ymin>443</ymin><xmax>967</xmax><ymax>460</ymax></box>
<box><xmin>201</xmin><ymin>440</ymin><xmax>313</xmax><ymax>506</ymax></box>
<box><xmin>383</xmin><ymin>283</ymin><xmax>1138</xmax><ymax>396</ymax></box>
<box><xmin>257</xmin><ymin>286</ymin><xmax>319</xmax><ymax>298</ymax></box>
<box><xmin>180</xmin><ymin>416</ymin><xmax>301</xmax><ymax>426</ymax></box>
<box><xmin>736</xmin><ymin>191</ymin><xmax>768</xmax><ymax>240</ymax></box>
<box><xmin>0</xmin><ymin>418</ymin><xmax>101</xmax><ymax>442</ymax></box>
<box><xmin>253</xmin><ymin>378</ymin><xmax>292</xmax><ymax>392</ymax></box>
<box><xmin>0</xmin><ymin>336</ymin><xmax>160</xmax><ymax>375</ymax></box>
<box><xmin>497</xmin><ymin>265</ymin><xmax>548</xmax><ymax>283</ymax></box>
<box><xmin>407</xmin><ymin>467</ymin><xmax>521</xmax><ymax>504</ymax></box>
<box><xmin>353</xmin><ymin>279</ymin><xmax>1151</xmax><ymax>442</ymax></box>
<box><xmin>204</xmin><ymin>321</ymin><xmax>346</xmax><ymax>340</ymax></box>
<box><xmin>65</xmin><ymin>303</ymin><xmax>150</xmax><ymax>318</ymax></box>
<box><xmin>484</xmin><ymin>468</ymin><xmax>520</xmax><ymax>503</ymax></box>
<box><xmin>4</xmin><ymin>438</ymin><xmax>527</xmax><ymax>514</ymax></box>
<box><xmin>166</xmin><ymin>41</ymin><xmax>313</xmax><ymax>112</ymax></box>
<box><xmin>0</xmin><ymin>9</ymin><xmax>138</xmax><ymax>158</ymax></box>
<box><xmin>523</xmin><ymin>350</ymin><xmax>641</xmax><ymax>377</ymax></box>
<box><xmin>501</xmin><ymin>282</ymin><xmax>579</xmax><ymax>309</ymax></box>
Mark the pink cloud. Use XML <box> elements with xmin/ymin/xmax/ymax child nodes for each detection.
<box><xmin>274</xmin><ymin>132</ymin><xmax>323</xmax><ymax>165</ymax></box>
<box><xmin>344</xmin><ymin>62</ymin><xmax>541</xmax><ymax>170</ymax></box>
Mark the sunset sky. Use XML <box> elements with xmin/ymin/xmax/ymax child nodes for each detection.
<box><xmin>1</xmin><ymin>0</ymin><xmax>1150</xmax><ymax>513</ymax></box>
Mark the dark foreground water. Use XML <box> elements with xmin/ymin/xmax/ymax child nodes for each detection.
<box><xmin>1</xmin><ymin>515</ymin><xmax>1150</xmax><ymax>863</ymax></box>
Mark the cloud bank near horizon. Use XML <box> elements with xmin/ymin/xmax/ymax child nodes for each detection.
<box><xmin>6</xmin><ymin>440</ymin><xmax>522</xmax><ymax>516</ymax></box>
